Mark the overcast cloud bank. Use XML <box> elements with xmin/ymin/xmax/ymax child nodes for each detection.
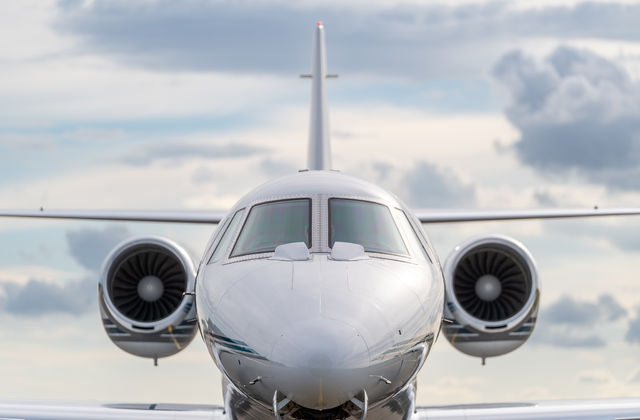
<box><xmin>54</xmin><ymin>1</ymin><xmax>640</xmax><ymax>77</ymax></box>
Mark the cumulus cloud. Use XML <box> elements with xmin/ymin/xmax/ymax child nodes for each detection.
<box><xmin>534</xmin><ymin>294</ymin><xmax>626</xmax><ymax>348</ymax></box>
<box><xmin>598</xmin><ymin>294</ymin><xmax>627</xmax><ymax>321</ymax></box>
<box><xmin>402</xmin><ymin>161</ymin><xmax>476</xmax><ymax>208</ymax></box>
<box><xmin>0</xmin><ymin>226</ymin><xmax>133</xmax><ymax>316</ymax></box>
<box><xmin>624</xmin><ymin>307</ymin><xmax>640</xmax><ymax>343</ymax></box>
<box><xmin>0</xmin><ymin>277</ymin><xmax>95</xmax><ymax>316</ymax></box>
<box><xmin>545</xmin><ymin>295</ymin><xmax>601</xmax><ymax>326</ymax></box>
<box><xmin>53</xmin><ymin>1</ymin><xmax>640</xmax><ymax>78</ymax></box>
<box><xmin>545</xmin><ymin>294</ymin><xmax>626</xmax><ymax>325</ymax></box>
<box><xmin>121</xmin><ymin>142</ymin><xmax>269</xmax><ymax>166</ymax></box>
<box><xmin>66</xmin><ymin>225</ymin><xmax>130</xmax><ymax>270</ymax></box>
<box><xmin>493</xmin><ymin>46</ymin><xmax>640</xmax><ymax>190</ymax></box>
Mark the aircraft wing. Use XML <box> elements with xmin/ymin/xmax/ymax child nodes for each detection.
<box><xmin>415</xmin><ymin>207</ymin><xmax>640</xmax><ymax>223</ymax></box>
<box><xmin>4</xmin><ymin>207</ymin><xmax>640</xmax><ymax>225</ymax></box>
<box><xmin>0</xmin><ymin>400</ymin><xmax>226</xmax><ymax>419</ymax></box>
<box><xmin>415</xmin><ymin>399</ymin><xmax>640</xmax><ymax>419</ymax></box>
<box><xmin>0</xmin><ymin>209</ymin><xmax>226</xmax><ymax>224</ymax></box>
<box><xmin>2</xmin><ymin>399</ymin><xmax>640</xmax><ymax>419</ymax></box>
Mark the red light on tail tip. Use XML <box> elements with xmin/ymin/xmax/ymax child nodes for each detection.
<box><xmin>317</xmin><ymin>21</ymin><xmax>323</xmax><ymax>27</ymax></box>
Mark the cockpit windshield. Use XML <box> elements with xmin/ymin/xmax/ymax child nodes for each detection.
<box><xmin>231</xmin><ymin>199</ymin><xmax>311</xmax><ymax>257</ymax></box>
<box><xmin>329</xmin><ymin>198</ymin><xmax>407</xmax><ymax>256</ymax></box>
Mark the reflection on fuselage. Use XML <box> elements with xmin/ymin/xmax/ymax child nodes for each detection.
<box><xmin>195</xmin><ymin>171</ymin><xmax>445</xmax><ymax>413</ymax></box>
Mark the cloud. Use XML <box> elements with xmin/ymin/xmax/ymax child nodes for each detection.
<box><xmin>259</xmin><ymin>158</ymin><xmax>298</xmax><ymax>178</ymax></box>
<box><xmin>53</xmin><ymin>1</ymin><xmax>640</xmax><ymax>78</ymax></box>
<box><xmin>121</xmin><ymin>142</ymin><xmax>269</xmax><ymax>166</ymax></box>
<box><xmin>578</xmin><ymin>369</ymin><xmax>614</xmax><ymax>385</ymax></box>
<box><xmin>534</xmin><ymin>329</ymin><xmax>606</xmax><ymax>348</ymax></box>
<box><xmin>545</xmin><ymin>294</ymin><xmax>627</xmax><ymax>325</ymax></box>
<box><xmin>544</xmin><ymin>295</ymin><xmax>600</xmax><ymax>326</ymax></box>
<box><xmin>630</xmin><ymin>370</ymin><xmax>640</xmax><ymax>383</ymax></box>
<box><xmin>625</xmin><ymin>307</ymin><xmax>640</xmax><ymax>343</ymax></box>
<box><xmin>191</xmin><ymin>166</ymin><xmax>217</xmax><ymax>185</ymax></box>
<box><xmin>66</xmin><ymin>226</ymin><xmax>130</xmax><ymax>270</ymax></box>
<box><xmin>598</xmin><ymin>294</ymin><xmax>627</xmax><ymax>321</ymax></box>
<box><xmin>493</xmin><ymin>46</ymin><xmax>640</xmax><ymax>190</ymax></box>
<box><xmin>402</xmin><ymin>161</ymin><xmax>476</xmax><ymax>208</ymax></box>
<box><xmin>0</xmin><ymin>277</ymin><xmax>95</xmax><ymax>316</ymax></box>
<box><xmin>534</xmin><ymin>294</ymin><xmax>626</xmax><ymax>348</ymax></box>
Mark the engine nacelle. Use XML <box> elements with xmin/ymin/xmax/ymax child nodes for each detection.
<box><xmin>98</xmin><ymin>236</ymin><xmax>198</xmax><ymax>362</ymax></box>
<box><xmin>442</xmin><ymin>235</ymin><xmax>539</xmax><ymax>360</ymax></box>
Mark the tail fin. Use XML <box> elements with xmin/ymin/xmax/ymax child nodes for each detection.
<box><xmin>306</xmin><ymin>22</ymin><xmax>332</xmax><ymax>171</ymax></box>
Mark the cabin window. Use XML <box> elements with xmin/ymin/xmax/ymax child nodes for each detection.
<box><xmin>208</xmin><ymin>208</ymin><xmax>246</xmax><ymax>264</ymax></box>
<box><xmin>329</xmin><ymin>198</ymin><xmax>407</xmax><ymax>256</ymax></box>
<box><xmin>231</xmin><ymin>199</ymin><xmax>311</xmax><ymax>257</ymax></box>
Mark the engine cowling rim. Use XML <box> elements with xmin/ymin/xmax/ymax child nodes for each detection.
<box><xmin>444</xmin><ymin>234</ymin><xmax>538</xmax><ymax>332</ymax></box>
<box><xmin>99</xmin><ymin>235</ymin><xmax>196</xmax><ymax>333</ymax></box>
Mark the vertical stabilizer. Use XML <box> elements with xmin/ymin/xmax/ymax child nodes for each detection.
<box><xmin>307</xmin><ymin>22</ymin><xmax>332</xmax><ymax>170</ymax></box>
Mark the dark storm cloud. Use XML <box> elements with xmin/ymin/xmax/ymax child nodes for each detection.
<box><xmin>54</xmin><ymin>1</ymin><xmax>640</xmax><ymax>77</ymax></box>
<box><xmin>0</xmin><ymin>277</ymin><xmax>95</xmax><ymax>315</ymax></box>
<box><xmin>493</xmin><ymin>46</ymin><xmax>640</xmax><ymax>190</ymax></box>
<box><xmin>403</xmin><ymin>161</ymin><xmax>476</xmax><ymax>208</ymax></box>
<box><xmin>122</xmin><ymin>142</ymin><xmax>269</xmax><ymax>166</ymax></box>
<box><xmin>66</xmin><ymin>225</ymin><xmax>130</xmax><ymax>270</ymax></box>
<box><xmin>533</xmin><ymin>294</ymin><xmax>626</xmax><ymax>348</ymax></box>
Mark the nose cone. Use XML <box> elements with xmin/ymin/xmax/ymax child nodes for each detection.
<box><xmin>271</xmin><ymin>317</ymin><xmax>370</xmax><ymax>410</ymax></box>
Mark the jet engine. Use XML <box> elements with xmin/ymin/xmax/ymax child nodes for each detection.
<box><xmin>442</xmin><ymin>235</ymin><xmax>539</xmax><ymax>361</ymax></box>
<box><xmin>98</xmin><ymin>236</ymin><xmax>198</xmax><ymax>363</ymax></box>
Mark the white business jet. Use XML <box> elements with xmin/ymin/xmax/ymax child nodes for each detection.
<box><xmin>1</xmin><ymin>22</ymin><xmax>640</xmax><ymax>420</ymax></box>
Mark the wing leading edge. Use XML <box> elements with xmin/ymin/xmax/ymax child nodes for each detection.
<box><xmin>0</xmin><ymin>400</ymin><xmax>226</xmax><ymax>420</ymax></box>
<box><xmin>415</xmin><ymin>207</ymin><xmax>640</xmax><ymax>223</ymax></box>
<box><xmin>2</xmin><ymin>398</ymin><xmax>639</xmax><ymax>419</ymax></box>
<box><xmin>0</xmin><ymin>209</ymin><xmax>226</xmax><ymax>224</ymax></box>
<box><xmin>414</xmin><ymin>398</ymin><xmax>640</xmax><ymax>419</ymax></box>
<box><xmin>2</xmin><ymin>208</ymin><xmax>640</xmax><ymax>225</ymax></box>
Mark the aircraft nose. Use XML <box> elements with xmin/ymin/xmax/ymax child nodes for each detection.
<box><xmin>270</xmin><ymin>316</ymin><xmax>370</xmax><ymax>410</ymax></box>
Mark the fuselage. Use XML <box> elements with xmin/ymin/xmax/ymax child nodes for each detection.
<box><xmin>195</xmin><ymin>170</ymin><xmax>445</xmax><ymax>413</ymax></box>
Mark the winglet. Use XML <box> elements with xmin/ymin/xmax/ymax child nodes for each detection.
<box><xmin>307</xmin><ymin>22</ymin><xmax>332</xmax><ymax>170</ymax></box>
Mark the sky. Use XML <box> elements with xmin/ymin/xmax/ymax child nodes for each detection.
<box><xmin>2</xmin><ymin>0</ymin><xmax>640</xmax><ymax>408</ymax></box>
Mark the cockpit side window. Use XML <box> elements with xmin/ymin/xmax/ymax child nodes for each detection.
<box><xmin>230</xmin><ymin>199</ymin><xmax>311</xmax><ymax>257</ymax></box>
<box><xmin>208</xmin><ymin>208</ymin><xmax>245</xmax><ymax>264</ymax></box>
<box><xmin>329</xmin><ymin>198</ymin><xmax>407</xmax><ymax>256</ymax></box>
<box><xmin>395</xmin><ymin>208</ymin><xmax>432</xmax><ymax>263</ymax></box>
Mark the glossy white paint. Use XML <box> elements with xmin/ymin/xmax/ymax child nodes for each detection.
<box><xmin>196</xmin><ymin>171</ymin><xmax>444</xmax><ymax>413</ymax></box>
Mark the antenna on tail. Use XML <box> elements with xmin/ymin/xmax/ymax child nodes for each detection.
<box><xmin>302</xmin><ymin>22</ymin><xmax>336</xmax><ymax>171</ymax></box>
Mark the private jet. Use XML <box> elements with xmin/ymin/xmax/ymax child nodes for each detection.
<box><xmin>1</xmin><ymin>23</ymin><xmax>640</xmax><ymax>420</ymax></box>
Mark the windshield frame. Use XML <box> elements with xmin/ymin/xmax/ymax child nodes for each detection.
<box><xmin>229</xmin><ymin>198</ymin><xmax>313</xmax><ymax>258</ymax></box>
<box><xmin>328</xmin><ymin>197</ymin><xmax>410</xmax><ymax>258</ymax></box>
<box><xmin>207</xmin><ymin>208</ymin><xmax>247</xmax><ymax>265</ymax></box>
